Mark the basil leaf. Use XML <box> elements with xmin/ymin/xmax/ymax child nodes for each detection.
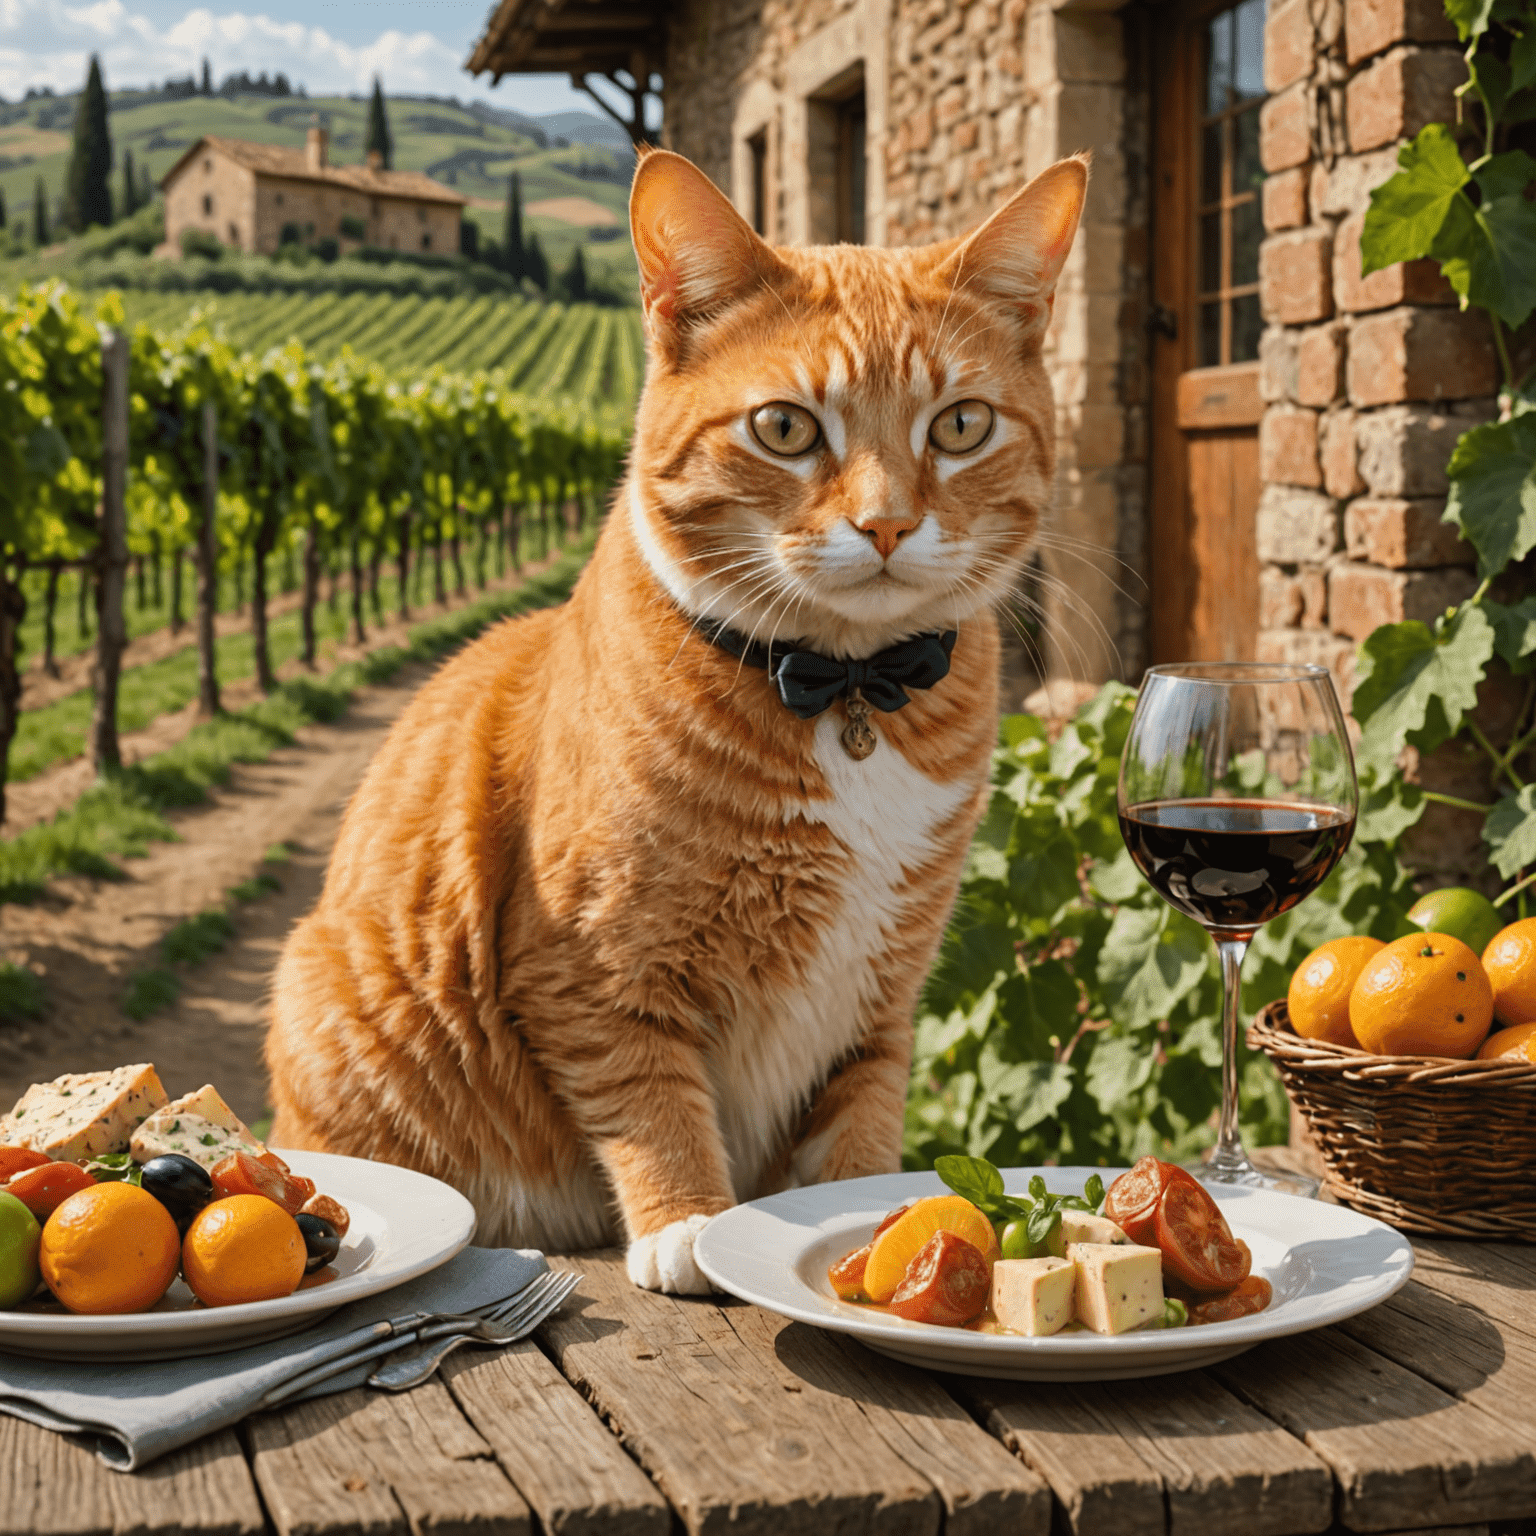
<box><xmin>1084</xmin><ymin>1174</ymin><xmax>1106</xmax><ymax>1211</ymax></box>
<box><xmin>933</xmin><ymin>1154</ymin><xmax>1005</xmax><ymax>1210</ymax></box>
<box><xmin>1028</xmin><ymin>1175</ymin><xmax>1048</xmax><ymax>1203</ymax></box>
<box><xmin>1026</xmin><ymin>1207</ymin><xmax>1061</xmax><ymax>1250</ymax></box>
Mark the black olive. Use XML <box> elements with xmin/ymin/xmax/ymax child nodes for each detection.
<box><xmin>296</xmin><ymin>1213</ymin><xmax>341</xmax><ymax>1273</ymax></box>
<box><xmin>140</xmin><ymin>1154</ymin><xmax>215</xmax><ymax>1226</ymax></box>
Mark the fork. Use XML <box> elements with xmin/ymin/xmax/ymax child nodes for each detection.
<box><xmin>367</xmin><ymin>1269</ymin><xmax>580</xmax><ymax>1391</ymax></box>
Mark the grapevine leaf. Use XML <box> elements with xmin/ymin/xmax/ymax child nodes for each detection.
<box><xmin>1485</xmin><ymin>786</ymin><xmax>1536</xmax><ymax>880</ymax></box>
<box><xmin>1361</xmin><ymin>124</ymin><xmax>1469</xmax><ymax>271</ymax></box>
<box><xmin>1096</xmin><ymin>905</ymin><xmax>1210</xmax><ymax>1031</ymax></box>
<box><xmin>1088</xmin><ymin>846</ymin><xmax>1146</xmax><ymax>902</ymax></box>
<box><xmin>23</xmin><ymin>423</ymin><xmax>71</xmax><ymax>479</ymax></box>
<box><xmin>1507</xmin><ymin>86</ymin><xmax>1536</xmax><ymax>124</ymax></box>
<box><xmin>1444</xmin><ymin>413</ymin><xmax>1536</xmax><ymax>577</ymax></box>
<box><xmin>1484</xmin><ymin>597</ymin><xmax>1536</xmax><ymax>673</ymax></box>
<box><xmin>1354</xmin><ymin>775</ymin><xmax>1427</xmax><ymax>844</ymax></box>
<box><xmin>1445</xmin><ymin>0</ymin><xmax>1495</xmax><ymax>40</ymax></box>
<box><xmin>1085</xmin><ymin>1034</ymin><xmax>1155</xmax><ymax>1113</ymax></box>
<box><xmin>1352</xmin><ymin>607</ymin><xmax>1497</xmax><ymax>775</ymax></box>
<box><xmin>1473</xmin><ymin>148</ymin><xmax>1536</xmax><ymax>201</ymax></box>
<box><xmin>1468</xmin><ymin>52</ymin><xmax>1512</xmax><ymax>120</ymax></box>
<box><xmin>934</xmin><ymin>1154</ymin><xmax>1005</xmax><ymax>1208</ymax></box>
<box><xmin>996</xmin><ymin>961</ymin><xmax>1079</xmax><ymax>1060</ymax></box>
<box><xmin>976</xmin><ymin>1054</ymin><xmax>1075</xmax><ymax>1134</ymax></box>
<box><xmin>1441</xmin><ymin>158</ymin><xmax>1536</xmax><ymax>328</ymax></box>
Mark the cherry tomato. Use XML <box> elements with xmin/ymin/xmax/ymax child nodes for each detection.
<box><xmin>0</xmin><ymin>1148</ymin><xmax>50</xmax><ymax>1181</ymax></box>
<box><xmin>1155</xmin><ymin>1177</ymin><xmax>1251</xmax><ymax>1292</ymax></box>
<box><xmin>211</xmin><ymin>1151</ymin><xmax>309</xmax><ymax>1214</ymax></box>
<box><xmin>6</xmin><ymin>1161</ymin><xmax>96</xmax><ymax>1220</ymax></box>
<box><xmin>828</xmin><ymin>1243</ymin><xmax>871</xmax><ymax>1300</ymax></box>
<box><xmin>886</xmin><ymin>1231</ymin><xmax>990</xmax><ymax>1326</ymax></box>
<box><xmin>1189</xmin><ymin>1274</ymin><xmax>1273</xmax><ymax>1325</ymax></box>
<box><xmin>1104</xmin><ymin>1156</ymin><xmax>1199</xmax><ymax>1245</ymax></box>
<box><xmin>999</xmin><ymin>1220</ymin><xmax>1033</xmax><ymax>1261</ymax></box>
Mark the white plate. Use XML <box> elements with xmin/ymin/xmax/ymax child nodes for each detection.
<box><xmin>0</xmin><ymin>1150</ymin><xmax>477</xmax><ymax>1362</ymax></box>
<box><xmin>694</xmin><ymin>1167</ymin><xmax>1415</xmax><ymax>1381</ymax></box>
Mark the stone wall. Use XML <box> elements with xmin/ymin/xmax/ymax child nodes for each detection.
<box><xmin>163</xmin><ymin>150</ymin><xmax>257</xmax><ymax>252</ymax></box>
<box><xmin>1255</xmin><ymin>0</ymin><xmax>1499</xmax><ymax>879</ymax></box>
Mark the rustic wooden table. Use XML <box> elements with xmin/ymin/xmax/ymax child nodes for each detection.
<box><xmin>4</xmin><ymin>1235</ymin><xmax>1535</xmax><ymax>1536</ymax></box>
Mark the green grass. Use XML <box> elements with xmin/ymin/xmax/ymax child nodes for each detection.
<box><xmin>0</xmin><ymin>537</ymin><xmax>593</xmax><ymax>909</ymax></box>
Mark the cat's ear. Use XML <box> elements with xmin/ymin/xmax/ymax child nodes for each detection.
<box><xmin>630</xmin><ymin>150</ymin><xmax>780</xmax><ymax>350</ymax></box>
<box><xmin>935</xmin><ymin>154</ymin><xmax>1089</xmax><ymax>331</ymax></box>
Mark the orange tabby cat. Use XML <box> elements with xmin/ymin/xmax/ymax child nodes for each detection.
<box><xmin>266</xmin><ymin>148</ymin><xmax>1087</xmax><ymax>1291</ymax></box>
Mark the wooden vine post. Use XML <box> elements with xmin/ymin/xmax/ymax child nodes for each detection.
<box><xmin>197</xmin><ymin>398</ymin><xmax>222</xmax><ymax>716</ymax></box>
<box><xmin>89</xmin><ymin>328</ymin><xmax>130</xmax><ymax>774</ymax></box>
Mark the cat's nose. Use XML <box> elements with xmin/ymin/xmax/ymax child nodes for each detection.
<box><xmin>855</xmin><ymin>515</ymin><xmax>919</xmax><ymax>560</ymax></box>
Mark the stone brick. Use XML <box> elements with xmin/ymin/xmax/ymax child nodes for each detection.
<box><xmin>1332</xmin><ymin>210</ymin><xmax>1454</xmax><ymax>313</ymax></box>
<box><xmin>1346</xmin><ymin>46</ymin><xmax>1466</xmax><ymax>153</ymax></box>
<box><xmin>1346</xmin><ymin>0</ymin><xmax>1459</xmax><ymax>66</ymax></box>
<box><xmin>1354</xmin><ymin>401</ymin><xmax>1496</xmax><ymax>496</ymax></box>
<box><xmin>1344</xmin><ymin>496</ymin><xmax>1475</xmax><ymax>566</ymax></box>
<box><xmin>1261</xmin><ymin>567</ymin><xmax>1306</xmax><ymax>629</ymax></box>
<box><xmin>1297</xmin><ymin>323</ymin><xmax>1345</xmax><ymax>405</ymax></box>
<box><xmin>1328</xmin><ymin>562</ymin><xmax>1478</xmax><ymax>639</ymax></box>
<box><xmin>953</xmin><ymin>120</ymin><xmax>979</xmax><ymax>152</ymax></box>
<box><xmin>1263</xmin><ymin>167</ymin><xmax>1309</xmax><ymax>232</ymax></box>
<box><xmin>1260</xmin><ymin>326</ymin><xmax>1301</xmax><ymax>403</ymax></box>
<box><xmin>1267</xmin><ymin>0</ymin><xmax>1315</xmax><ymax>92</ymax></box>
<box><xmin>1257</xmin><ymin>484</ymin><xmax>1340</xmax><ymax>564</ymax></box>
<box><xmin>1321</xmin><ymin>409</ymin><xmax>1366</xmax><ymax>498</ymax></box>
<box><xmin>1260</xmin><ymin>228</ymin><xmax>1334</xmax><ymax>324</ymax></box>
<box><xmin>1300</xmin><ymin>567</ymin><xmax>1330</xmax><ymax>628</ymax></box>
<box><xmin>1347</xmin><ymin>307</ymin><xmax>1498</xmax><ymax>406</ymax></box>
<box><xmin>1056</xmin><ymin>11</ymin><xmax>1127</xmax><ymax>83</ymax></box>
<box><xmin>1261</xmin><ymin>405</ymin><xmax>1322</xmax><ymax>487</ymax></box>
<box><xmin>1257</xmin><ymin>628</ymin><xmax>1358</xmax><ymax>703</ymax></box>
<box><xmin>1313</xmin><ymin>147</ymin><xmax>1404</xmax><ymax>217</ymax></box>
<box><xmin>1261</xmin><ymin>83</ymin><xmax>1312</xmax><ymax>173</ymax></box>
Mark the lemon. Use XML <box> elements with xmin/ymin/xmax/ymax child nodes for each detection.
<box><xmin>1407</xmin><ymin>887</ymin><xmax>1503</xmax><ymax>958</ymax></box>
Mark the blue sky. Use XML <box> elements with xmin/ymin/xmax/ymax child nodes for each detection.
<box><xmin>2</xmin><ymin>0</ymin><xmax>601</xmax><ymax>115</ymax></box>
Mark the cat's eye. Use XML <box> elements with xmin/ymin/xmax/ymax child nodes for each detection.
<box><xmin>929</xmin><ymin>400</ymin><xmax>995</xmax><ymax>455</ymax></box>
<box><xmin>750</xmin><ymin>402</ymin><xmax>821</xmax><ymax>457</ymax></box>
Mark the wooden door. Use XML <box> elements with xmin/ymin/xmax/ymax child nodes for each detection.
<box><xmin>1149</xmin><ymin>0</ymin><xmax>1267</xmax><ymax>664</ymax></box>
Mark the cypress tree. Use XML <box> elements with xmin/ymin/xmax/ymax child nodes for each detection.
<box><xmin>525</xmin><ymin>229</ymin><xmax>549</xmax><ymax>292</ymax></box>
<box><xmin>0</xmin><ymin>188</ymin><xmax>7</xmax><ymax>236</ymax></box>
<box><xmin>121</xmin><ymin>147</ymin><xmax>138</xmax><ymax>217</ymax></box>
<box><xmin>32</xmin><ymin>175</ymin><xmax>49</xmax><ymax>245</ymax></box>
<box><xmin>140</xmin><ymin>160</ymin><xmax>155</xmax><ymax>206</ymax></box>
<box><xmin>560</xmin><ymin>241</ymin><xmax>588</xmax><ymax>302</ymax></box>
<box><xmin>366</xmin><ymin>77</ymin><xmax>393</xmax><ymax>169</ymax></box>
<box><xmin>503</xmin><ymin>170</ymin><xmax>525</xmax><ymax>280</ymax></box>
<box><xmin>62</xmin><ymin>55</ymin><xmax>113</xmax><ymax>231</ymax></box>
<box><xmin>201</xmin><ymin>57</ymin><xmax>212</xmax><ymax>95</ymax></box>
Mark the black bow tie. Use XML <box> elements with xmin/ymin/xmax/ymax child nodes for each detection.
<box><xmin>697</xmin><ymin>620</ymin><xmax>957</xmax><ymax>719</ymax></box>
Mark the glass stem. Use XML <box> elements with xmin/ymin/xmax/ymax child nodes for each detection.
<box><xmin>1208</xmin><ymin>935</ymin><xmax>1254</xmax><ymax>1179</ymax></box>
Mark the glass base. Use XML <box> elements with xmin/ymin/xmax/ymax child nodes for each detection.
<box><xmin>1185</xmin><ymin>1146</ymin><xmax>1321</xmax><ymax>1200</ymax></box>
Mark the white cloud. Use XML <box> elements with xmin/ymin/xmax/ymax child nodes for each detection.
<box><xmin>0</xmin><ymin>0</ymin><xmax>589</xmax><ymax>111</ymax></box>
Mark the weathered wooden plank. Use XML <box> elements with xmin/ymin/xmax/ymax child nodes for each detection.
<box><xmin>538</xmin><ymin>1250</ymin><xmax>939</xmax><ymax>1536</ymax></box>
<box><xmin>441</xmin><ymin>1338</ymin><xmax>671</xmax><ymax>1536</ymax></box>
<box><xmin>248</xmin><ymin>1381</ymin><xmax>532</xmax><ymax>1536</ymax></box>
<box><xmin>0</xmin><ymin>1417</ymin><xmax>263</xmax><ymax>1536</ymax></box>
<box><xmin>725</xmin><ymin>1307</ymin><xmax>1052</xmax><ymax>1536</ymax></box>
<box><xmin>955</xmin><ymin>1377</ymin><xmax>1166</xmax><ymax>1536</ymax></box>
<box><xmin>1411</xmin><ymin>1242</ymin><xmax>1536</xmax><ymax>1347</ymax></box>
<box><xmin>1209</xmin><ymin>1330</ymin><xmax>1536</xmax><ymax>1531</ymax></box>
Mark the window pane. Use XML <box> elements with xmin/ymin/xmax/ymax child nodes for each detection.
<box><xmin>1201</xmin><ymin>121</ymin><xmax>1224</xmax><ymax>206</ymax></box>
<box><xmin>1231</xmin><ymin>292</ymin><xmax>1262</xmax><ymax>363</ymax></box>
<box><xmin>1234</xmin><ymin>106</ymin><xmax>1263</xmax><ymax>196</ymax></box>
<box><xmin>1234</xmin><ymin>0</ymin><xmax>1265</xmax><ymax>101</ymax></box>
<box><xmin>1200</xmin><ymin>300</ymin><xmax>1224</xmax><ymax>367</ymax></box>
<box><xmin>1231</xmin><ymin>198</ymin><xmax>1261</xmax><ymax>286</ymax></box>
<box><xmin>1200</xmin><ymin>211</ymin><xmax>1223</xmax><ymax>295</ymax></box>
<box><xmin>1206</xmin><ymin>10</ymin><xmax>1234</xmax><ymax>113</ymax></box>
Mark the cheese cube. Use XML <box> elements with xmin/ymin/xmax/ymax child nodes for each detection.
<box><xmin>1069</xmin><ymin>1242</ymin><xmax>1165</xmax><ymax>1335</ymax></box>
<box><xmin>1057</xmin><ymin>1211</ymin><xmax>1130</xmax><ymax>1247</ymax></box>
<box><xmin>990</xmin><ymin>1257</ymin><xmax>1077</xmax><ymax>1337</ymax></box>
<box><xmin>130</xmin><ymin>1084</ymin><xmax>268</xmax><ymax>1168</ymax></box>
<box><xmin>0</xmin><ymin>1064</ymin><xmax>168</xmax><ymax>1162</ymax></box>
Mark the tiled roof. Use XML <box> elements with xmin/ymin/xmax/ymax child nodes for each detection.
<box><xmin>162</xmin><ymin>136</ymin><xmax>468</xmax><ymax>205</ymax></box>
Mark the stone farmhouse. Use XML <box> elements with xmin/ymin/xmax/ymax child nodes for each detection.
<box><xmin>160</xmin><ymin>128</ymin><xmax>466</xmax><ymax>259</ymax></box>
<box><xmin>469</xmin><ymin>0</ymin><xmax>1487</xmax><ymax>712</ymax></box>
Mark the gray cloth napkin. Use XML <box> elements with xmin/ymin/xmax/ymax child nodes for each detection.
<box><xmin>0</xmin><ymin>1245</ymin><xmax>546</xmax><ymax>1471</ymax></box>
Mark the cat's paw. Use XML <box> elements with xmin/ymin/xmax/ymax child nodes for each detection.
<box><xmin>625</xmin><ymin>1214</ymin><xmax>716</xmax><ymax>1294</ymax></box>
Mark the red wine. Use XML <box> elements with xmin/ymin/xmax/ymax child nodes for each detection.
<box><xmin>1118</xmin><ymin>798</ymin><xmax>1354</xmax><ymax>932</ymax></box>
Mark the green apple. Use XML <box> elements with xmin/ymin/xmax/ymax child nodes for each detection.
<box><xmin>1407</xmin><ymin>887</ymin><xmax>1503</xmax><ymax>958</ymax></box>
<box><xmin>0</xmin><ymin>1190</ymin><xmax>41</xmax><ymax>1307</ymax></box>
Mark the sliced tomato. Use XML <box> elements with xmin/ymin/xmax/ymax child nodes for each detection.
<box><xmin>1155</xmin><ymin>1178</ymin><xmax>1251</xmax><ymax>1292</ymax></box>
<box><xmin>0</xmin><ymin>1147</ymin><xmax>50</xmax><ymax>1181</ymax></box>
<box><xmin>873</xmin><ymin>1205</ymin><xmax>909</xmax><ymax>1239</ymax></box>
<box><xmin>886</xmin><ymin>1231</ymin><xmax>990</xmax><ymax>1326</ymax></box>
<box><xmin>6</xmin><ymin>1161</ymin><xmax>96</xmax><ymax>1220</ymax></box>
<box><xmin>1189</xmin><ymin>1274</ymin><xmax>1273</xmax><ymax>1325</ymax></box>
<box><xmin>828</xmin><ymin>1243</ymin><xmax>872</xmax><ymax>1301</ymax></box>
<box><xmin>257</xmin><ymin>1151</ymin><xmax>292</xmax><ymax>1174</ymax></box>
<box><xmin>211</xmin><ymin>1151</ymin><xmax>309</xmax><ymax>1214</ymax></box>
<box><xmin>1103</xmin><ymin>1157</ymin><xmax>1198</xmax><ymax>1245</ymax></box>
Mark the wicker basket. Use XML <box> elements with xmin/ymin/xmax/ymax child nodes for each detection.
<box><xmin>1248</xmin><ymin>999</ymin><xmax>1536</xmax><ymax>1240</ymax></box>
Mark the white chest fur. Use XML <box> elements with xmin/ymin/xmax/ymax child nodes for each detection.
<box><xmin>711</xmin><ymin>714</ymin><xmax>978</xmax><ymax>1195</ymax></box>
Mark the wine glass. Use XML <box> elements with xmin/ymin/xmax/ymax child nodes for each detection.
<box><xmin>1117</xmin><ymin>663</ymin><xmax>1358</xmax><ymax>1196</ymax></box>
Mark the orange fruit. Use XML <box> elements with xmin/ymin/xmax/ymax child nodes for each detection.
<box><xmin>1477</xmin><ymin>1021</ymin><xmax>1536</xmax><ymax>1063</ymax></box>
<box><xmin>1482</xmin><ymin>918</ymin><xmax>1536</xmax><ymax>1028</ymax></box>
<box><xmin>182</xmin><ymin>1195</ymin><xmax>305</xmax><ymax>1308</ymax></box>
<box><xmin>1349</xmin><ymin>932</ymin><xmax>1494</xmax><ymax>1058</ymax></box>
<box><xmin>862</xmin><ymin>1195</ymin><xmax>999</xmax><ymax>1303</ymax></box>
<box><xmin>39</xmin><ymin>1182</ymin><xmax>180</xmax><ymax>1315</ymax></box>
<box><xmin>1288</xmin><ymin>935</ymin><xmax>1386</xmax><ymax>1046</ymax></box>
